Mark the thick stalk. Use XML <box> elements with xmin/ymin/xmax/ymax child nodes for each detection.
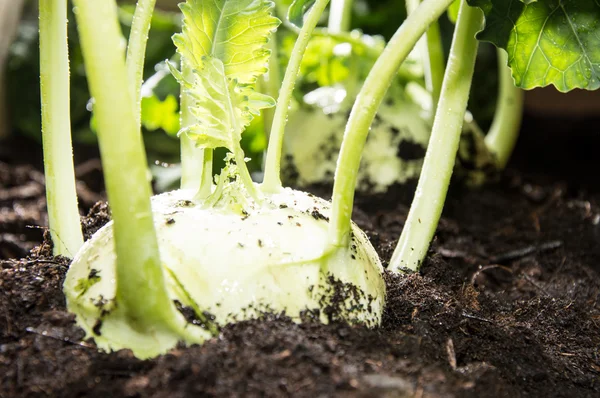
<box><xmin>262</xmin><ymin>0</ymin><xmax>331</xmax><ymax>192</ymax></box>
<box><xmin>72</xmin><ymin>0</ymin><xmax>179</xmax><ymax>329</ymax></box>
<box><xmin>484</xmin><ymin>49</ymin><xmax>524</xmax><ymax>169</ymax></box>
<box><xmin>39</xmin><ymin>0</ymin><xmax>83</xmax><ymax>257</ymax></box>
<box><xmin>126</xmin><ymin>0</ymin><xmax>156</xmax><ymax>130</ymax></box>
<box><xmin>180</xmin><ymin>61</ymin><xmax>211</xmax><ymax>193</ymax></box>
<box><xmin>328</xmin><ymin>0</ymin><xmax>352</xmax><ymax>32</ymax></box>
<box><xmin>329</xmin><ymin>0</ymin><xmax>455</xmax><ymax>247</ymax></box>
<box><xmin>389</xmin><ymin>1</ymin><xmax>483</xmax><ymax>272</ymax></box>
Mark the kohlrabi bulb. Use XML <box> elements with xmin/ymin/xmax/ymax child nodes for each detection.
<box><xmin>283</xmin><ymin>88</ymin><xmax>431</xmax><ymax>193</ymax></box>
<box><xmin>64</xmin><ymin>188</ymin><xmax>385</xmax><ymax>358</ymax></box>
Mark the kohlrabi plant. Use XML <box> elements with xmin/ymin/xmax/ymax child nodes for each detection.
<box><xmin>326</xmin><ymin>0</ymin><xmax>599</xmax><ymax>273</ymax></box>
<box><xmin>401</xmin><ymin>0</ymin><xmax>599</xmax><ymax>271</ymax></box>
<box><xmin>276</xmin><ymin>0</ymin><xmax>434</xmax><ymax>192</ymax></box>
<box><xmin>277</xmin><ymin>0</ymin><xmax>501</xmax><ymax>193</ymax></box>
<box><xmin>279</xmin><ymin>16</ymin><xmax>433</xmax><ymax>192</ymax></box>
<box><xmin>54</xmin><ymin>0</ymin><xmax>385</xmax><ymax>359</ymax></box>
<box><xmin>39</xmin><ymin>0</ymin><xmax>599</xmax><ymax>360</ymax></box>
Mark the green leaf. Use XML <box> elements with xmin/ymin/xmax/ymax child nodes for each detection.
<box><xmin>173</xmin><ymin>56</ymin><xmax>275</xmax><ymax>151</ymax></box>
<box><xmin>468</xmin><ymin>0</ymin><xmax>600</xmax><ymax>92</ymax></box>
<box><xmin>279</xmin><ymin>31</ymin><xmax>389</xmax><ymax>93</ymax></box>
<box><xmin>141</xmin><ymin>94</ymin><xmax>180</xmax><ymax>135</ymax></box>
<box><xmin>294</xmin><ymin>36</ymin><xmax>351</xmax><ymax>86</ymax></box>
<box><xmin>287</xmin><ymin>0</ymin><xmax>316</xmax><ymax>28</ymax></box>
<box><xmin>172</xmin><ymin>0</ymin><xmax>280</xmax><ymax>84</ymax></box>
<box><xmin>170</xmin><ymin>0</ymin><xmax>278</xmax><ymax>155</ymax></box>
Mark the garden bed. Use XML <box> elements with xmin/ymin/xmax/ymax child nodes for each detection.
<box><xmin>1</xmin><ymin>115</ymin><xmax>599</xmax><ymax>397</ymax></box>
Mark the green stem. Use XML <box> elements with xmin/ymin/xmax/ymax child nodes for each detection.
<box><xmin>180</xmin><ymin>134</ymin><xmax>208</xmax><ymax>191</ymax></box>
<box><xmin>405</xmin><ymin>0</ymin><xmax>445</xmax><ymax>116</ymax></box>
<box><xmin>329</xmin><ymin>0</ymin><xmax>455</xmax><ymax>247</ymax></box>
<box><xmin>262</xmin><ymin>0</ymin><xmax>331</xmax><ymax>193</ymax></box>
<box><xmin>425</xmin><ymin>20</ymin><xmax>444</xmax><ymax>114</ymax></box>
<box><xmin>72</xmin><ymin>0</ymin><xmax>178</xmax><ymax>328</ymax></box>
<box><xmin>180</xmin><ymin>61</ymin><xmax>211</xmax><ymax>193</ymax></box>
<box><xmin>484</xmin><ymin>49</ymin><xmax>524</xmax><ymax>169</ymax></box>
<box><xmin>389</xmin><ymin>0</ymin><xmax>483</xmax><ymax>272</ymax></box>
<box><xmin>261</xmin><ymin>34</ymin><xmax>281</xmax><ymax>139</ymax></box>
<box><xmin>328</xmin><ymin>0</ymin><xmax>352</xmax><ymax>32</ymax></box>
<box><xmin>234</xmin><ymin>142</ymin><xmax>258</xmax><ymax>200</ymax></box>
<box><xmin>125</xmin><ymin>0</ymin><xmax>156</xmax><ymax>131</ymax></box>
<box><xmin>199</xmin><ymin>149</ymin><xmax>213</xmax><ymax>198</ymax></box>
<box><xmin>39</xmin><ymin>0</ymin><xmax>83</xmax><ymax>257</ymax></box>
<box><xmin>405</xmin><ymin>0</ymin><xmax>420</xmax><ymax>14</ymax></box>
<box><xmin>225</xmin><ymin>86</ymin><xmax>259</xmax><ymax>202</ymax></box>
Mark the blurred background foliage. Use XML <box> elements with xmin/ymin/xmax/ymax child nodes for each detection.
<box><xmin>4</xmin><ymin>0</ymin><xmax>498</xmax><ymax>187</ymax></box>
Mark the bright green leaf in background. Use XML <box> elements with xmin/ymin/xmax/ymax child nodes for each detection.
<box><xmin>288</xmin><ymin>35</ymin><xmax>351</xmax><ymax>86</ymax></box>
<box><xmin>447</xmin><ymin>0</ymin><xmax>460</xmax><ymax>23</ymax></box>
<box><xmin>141</xmin><ymin>94</ymin><xmax>180</xmax><ymax>135</ymax></box>
<box><xmin>468</xmin><ymin>0</ymin><xmax>600</xmax><ymax>92</ymax></box>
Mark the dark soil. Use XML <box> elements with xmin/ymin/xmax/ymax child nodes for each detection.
<box><xmin>1</xmin><ymin>116</ymin><xmax>600</xmax><ymax>397</ymax></box>
<box><xmin>0</xmin><ymin>137</ymin><xmax>103</xmax><ymax>259</ymax></box>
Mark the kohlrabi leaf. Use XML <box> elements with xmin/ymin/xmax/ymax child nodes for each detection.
<box><xmin>288</xmin><ymin>0</ymin><xmax>316</xmax><ymax>28</ymax></box>
<box><xmin>172</xmin><ymin>0</ymin><xmax>280</xmax><ymax>84</ymax></box>
<box><xmin>468</xmin><ymin>0</ymin><xmax>600</xmax><ymax>92</ymax></box>
<box><xmin>172</xmin><ymin>57</ymin><xmax>275</xmax><ymax>151</ymax></box>
<box><xmin>170</xmin><ymin>0</ymin><xmax>278</xmax><ymax>153</ymax></box>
